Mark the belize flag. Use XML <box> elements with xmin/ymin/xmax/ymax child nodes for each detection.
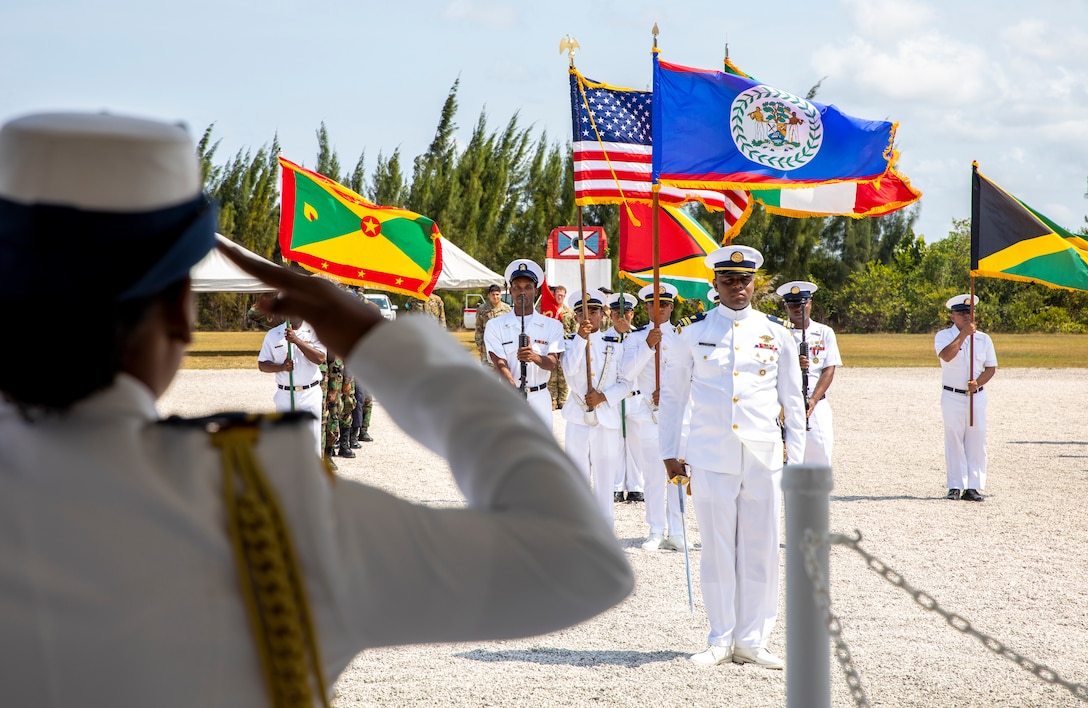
<box><xmin>652</xmin><ymin>54</ymin><xmax>898</xmax><ymax>191</ymax></box>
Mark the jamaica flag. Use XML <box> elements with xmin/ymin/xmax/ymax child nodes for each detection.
<box><xmin>971</xmin><ymin>164</ymin><xmax>1088</xmax><ymax>292</ymax></box>
<box><xmin>279</xmin><ymin>157</ymin><xmax>442</xmax><ymax>298</ymax></box>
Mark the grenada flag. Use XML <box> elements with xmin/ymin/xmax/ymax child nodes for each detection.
<box><xmin>278</xmin><ymin>157</ymin><xmax>442</xmax><ymax>298</ymax></box>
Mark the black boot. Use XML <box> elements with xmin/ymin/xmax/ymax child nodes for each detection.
<box><xmin>338</xmin><ymin>426</ymin><xmax>356</xmax><ymax>458</ymax></box>
<box><xmin>349</xmin><ymin>426</ymin><xmax>362</xmax><ymax>449</ymax></box>
<box><xmin>359</xmin><ymin>427</ymin><xmax>373</xmax><ymax>442</ymax></box>
<box><xmin>325</xmin><ymin>446</ymin><xmax>336</xmax><ymax>459</ymax></box>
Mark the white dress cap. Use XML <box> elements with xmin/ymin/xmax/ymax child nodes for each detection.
<box><xmin>0</xmin><ymin>112</ymin><xmax>202</xmax><ymax>211</ymax></box>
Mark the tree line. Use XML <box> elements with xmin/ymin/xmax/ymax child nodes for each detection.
<box><xmin>194</xmin><ymin>81</ymin><xmax>1088</xmax><ymax>334</ymax></box>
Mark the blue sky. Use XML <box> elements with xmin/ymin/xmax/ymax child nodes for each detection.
<box><xmin>2</xmin><ymin>0</ymin><xmax>1086</xmax><ymax>244</ymax></box>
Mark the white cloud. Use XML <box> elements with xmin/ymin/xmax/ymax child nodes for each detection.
<box><xmin>1000</xmin><ymin>20</ymin><xmax>1088</xmax><ymax>63</ymax></box>
<box><xmin>813</xmin><ymin>33</ymin><xmax>992</xmax><ymax>106</ymax></box>
<box><xmin>442</xmin><ymin>0</ymin><xmax>517</xmax><ymax>31</ymax></box>
<box><xmin>838</xmin><ymin>0</ymin><xmax>936</xmax><ymax>35</ymax></box>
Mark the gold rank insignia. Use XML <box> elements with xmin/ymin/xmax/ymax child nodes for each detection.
<box><xmin>759</xmin><ymin>334</ymin><xmax>774</xmax><ymax>343</ymax></box>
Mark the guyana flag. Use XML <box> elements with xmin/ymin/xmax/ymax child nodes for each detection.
<box><xmin>971</xmin><ymin>164</ymin><xmax>1088</xmax><ymax>292</ymax></box>
<box><xmin>619</xmin><ymin>202</ymin><xmax>719</xmax><ymax>305</ymax></box>
<box><xmin>279</xmin><ymin>157</ymin><xmax>442</xmax><ymax>298</ymax></box>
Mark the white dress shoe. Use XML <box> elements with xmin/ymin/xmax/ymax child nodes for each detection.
<box><xmin>662</xmin><ymin>534</ymin><xmax>690</xmax><ymax>551</ymax></box>
<box><xmin>641</xmin><ymin>533</ymin><xmax>666</xmax><ymax>550</ymax></box>
<box><xmin>690</xmin><ymin>645</ymin><xmax>732</xmax><ymax>666</ymax></box>
<box><xmin>732</xmin><ymin>646</ymin><xmax>784</xmax><ymax>669</ymax></box>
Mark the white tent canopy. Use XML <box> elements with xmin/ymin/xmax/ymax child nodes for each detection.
<box><xmin>190</xmin><ymin>234</ymin><xmax>276</xmax><ymax>293</ymax></box>
<box><xmin>435</xmin><ymin>238</ymin><xmax>503</xmax><ymax>290</ymax></box>
<box><xmin>191</xmin><ymin>234</ymin><xmax>501</xmax><ymax>293</ymax></box>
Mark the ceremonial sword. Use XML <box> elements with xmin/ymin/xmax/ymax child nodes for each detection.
<box><xmin>671</xmin><ymin>465</ymin><xmax>694</xmax><ymax>614</ymax></box>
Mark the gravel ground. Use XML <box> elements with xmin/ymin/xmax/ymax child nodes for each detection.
<box><xmin>159</xmin><ymin>366</ymin><xmax>1088</xmax><ymax>707</ymax></box>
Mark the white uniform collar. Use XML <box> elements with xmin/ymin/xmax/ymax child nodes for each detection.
<box><xmin>0</xmin><ymin>373</ymin><xmax>158</xmax><ymax>422</ymax></box>
<box><xmin>715</xmin><ymin>303</ymin><xmax>753</xmax><ymax>321</ymax></box>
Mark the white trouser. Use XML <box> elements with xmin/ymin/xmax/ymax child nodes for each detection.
<box><xmin>565</xmin><ymin>423</ymin><xmax>622</xmax><ymax>530</ymax></box>
<box><xmin>614</xmin><ymin>418</ymin><xmax>644</xmax><ymax>493</ymax></box>
<box><xmin>803</xmin><ymin>400</ymin><xmax>834</xmax><ymax>466</ymax></box>
<box><xmin>690</xmin><ymin>455</ymin><xmax>782</xmax><ymax>650</ymax></box>
<box><xmin>526</xmin><ymin>388</ymin><xmax>553</xmax><ymax>425</ymax></box>
<box><xmin>941</xmin><ymin>390</ymin><xmax>987</xmax><ymax>490</ymax></box>
<box><xmin>628</xmin><ymin>417</ymin><xmax>683</xmax><ymax>536</ymax></box>
<box><xmin>272</xmin><ymin>386</ymin><xmax>323</xmax><ymax>458</ymax></box>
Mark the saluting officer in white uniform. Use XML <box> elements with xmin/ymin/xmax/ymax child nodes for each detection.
<box><xmin>0</xmin><ymin>112</ymin><xmax>633</xmax><ymax>707</ymax></box>
<box><xmin>936</xmin><ymin>294</ymin><xmax>997</xmax><ymax>502</ymax></box>
<box><xmin>562</xmin><ymin>289</ymin><xmax>631</xmax><ymax>529</ymax></box>
<box><xmin>258</xmin><ymin>319</ymin><xmax>326</xmax><ymax>456</ymax></box>
<box><xmin>621</xmin><ymin>283</ymin><xmax>687</xmax><ymax>551</ymax></box>
<box><xmin>484</xmin><ymin>259</ymin><xmax>565</xmax><ymax>424</ymax></box>
<box><xmin>660</xmin><ymin>246</ymin><xmax>805</xmax><ymax>670</ymax></box>
<box><xmin>608</xmin><ymin>292</ymin><xmax>644</xmax><ymax>504</ymax></box>
<box><xmin>776</xmin><ymin>281</ymin><xmax>843</xmax><ymax>467</ymax></box>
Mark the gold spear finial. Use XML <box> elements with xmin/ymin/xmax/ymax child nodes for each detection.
<box><xmin>559</xmin><ymin>35</ymin><xmax>580</xmax><ymax>67</ymax></box>
<box><xmin>652</xmin><ymin>22</ymin><xmax>659</xmax><ymax>49</ymax></box>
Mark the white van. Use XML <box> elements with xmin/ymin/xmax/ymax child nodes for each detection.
<box><xmin>463</xmin><ymin>292</ymin><xmax>512</xmax><ymax>329</ymax></box>
<box><xmin>363</xmin><ymin>293</ymin><xmax>397</xmax><ymax>321</ymax></box>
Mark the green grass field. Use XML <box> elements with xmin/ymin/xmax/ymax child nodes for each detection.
<box><xmin>184</xmin><ymin>329</ymin><xmax>1086</xmax><ymax>369</ymax></box>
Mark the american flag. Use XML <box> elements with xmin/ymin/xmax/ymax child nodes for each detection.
<box><xmin>569</xmin><ymin>71</ymin><xmax>750</xmax><ymax>233</ymax></box>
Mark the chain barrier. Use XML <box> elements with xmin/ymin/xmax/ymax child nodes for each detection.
<box><xmin>800</xmin><ymin>529</ymin><xmax>870</xmax><ymax>708</ymax></box>
<box><xmin>802</xmin><ymin>528</ymin><xmax>1088</xmax><ymax>705</ymax></box>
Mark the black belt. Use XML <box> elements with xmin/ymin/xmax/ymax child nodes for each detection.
<box><xmin>943</xmin><ymin>385</ymin><xmax>983</xmax><ymax>395</ymax></box>
<box><xmin>526</xmin><ymin>383</ymin><xmax>548</xmax><ymax>393</ymax></box>
<box><xmin>278</xmin><ymin>381</ymin><xmax>321</xmax><ymax>392</ymax></box>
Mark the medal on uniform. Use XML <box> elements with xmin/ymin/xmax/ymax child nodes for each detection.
<box><xmin>812</xmin><ymin>357</ymin><xmax>819</xmax><ymax>364</ymax></box>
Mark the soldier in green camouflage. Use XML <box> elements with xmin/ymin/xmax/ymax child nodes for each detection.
<box><xmin>424</xmin><ymin>293</ymin><xmax>446</xmax><ymax>328</ymax></box>
<box><xmin>548</xmin><ymin>285</ymin><xmax>576</xmax><ymax>408</ymax></box>
<box><xmin>474</xmin><ymin>284</ymin><xmax>511</xmax><ymax>366</ymax></box>
<box><xmin>337</xmin><ymin>374</ymin><xmax>357</xmax><ymax>456</ymax></box>
<box><xmin>321</xmin><ymin>357</ymin><xmax>344</xmax><ymax>468</ymax></box>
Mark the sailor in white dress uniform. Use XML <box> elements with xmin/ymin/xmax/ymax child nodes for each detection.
<box><xmin>484</xmin><ymin>259</ymin><xmax>565</xmax><ymax>424</ymax></box>
<box><xmin>660</xmin><ymin>246</ymin><xmax>806</xmax><ymax>670</ymax></box>
<box><xmin>776</xmin><ymin>280</ymin><xmax>843</xmax><ymax>467</ymax></box>
<box><xmin>620</xmin><ymin>282</ymin><xmax>686</xmax><ymax>550</ymax></box>
<box><xmin>0</xmin><ymin>111</ymin><xmax>633</xmax><ymax>707</ymax></box>
<box><xmin>935</xmin><ymin>294</ymin><xmax>997</xmax><ymax>501</ymax></box>
<box><xmin>561</xmin><ymin>289</ymin><xmax>631</xmax><ymax>529</ymax></box>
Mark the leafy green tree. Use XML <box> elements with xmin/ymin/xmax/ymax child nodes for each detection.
<box><xmin>347</xmin><ymin>151</ymin><xmax>367</xmax><ymax>195</ymax></box>
<box><xmin>369</xmin><ymin>149</ymin><xmax>407</xmax><ymax>206</ymax></box>
<box><xmin>314</xmin><ymin>122</ymin><xmax>342</xmax><ymax>184</ymax></box>
<box><xmin>408</xmin><ymin>79</ymin><xmax>459</xmax><ymax>229</ymax></box>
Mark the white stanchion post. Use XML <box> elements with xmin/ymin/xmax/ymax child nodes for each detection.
<box><xmin>783</xmin><ymin>463</ymin><xmax>833</xmax><ymax>708</ymax></box>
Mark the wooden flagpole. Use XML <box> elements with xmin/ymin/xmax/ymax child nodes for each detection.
<box><xmin>969</xmin><ymin>276</ymin><xmax>975</xmax><ymax>426</ymax></box>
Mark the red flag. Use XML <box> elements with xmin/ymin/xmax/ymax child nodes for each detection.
<box><xmin>538</xmin><ymin>277</ymin><xmax>562</xmax><ymax>320</ymax></box>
